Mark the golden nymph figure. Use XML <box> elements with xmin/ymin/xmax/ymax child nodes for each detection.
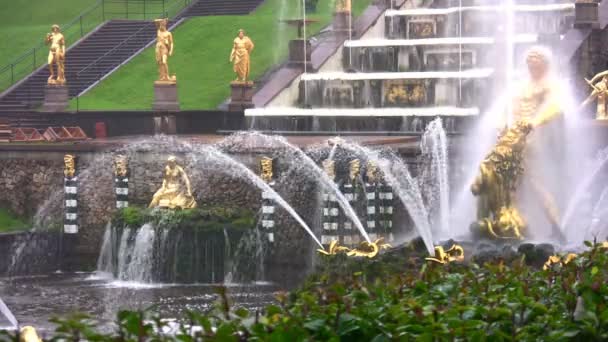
<box><xmin>230</xmin><ymin>29</ymin><xmax>254</xmax><ymax>83</ymax></box>
<box><xmin>581</xmin><ymin>70</ymin><xmax>608</xmax><ymax>120</ymax></box>
<box><xmin>348</xmin><ymin>159</ymin><xmax>360</xmax><ymax>183</ymax></box>
<box><xmin>149</xmin><ymin>156</ymin><xmax>197</xmax><ymax>209</ymax></box>
<box><xmin>260</xmin><ymin>156</ymin><xmax>273</xmax><ymax>183</ymax></box>
<box><xmin>154</xmin><ymin>19</ymin><xmax>175</xmax><ymax>84</ymax></box>
<box><xmin>64</xmin><ymin>154</ymin><xmax>76</xmax><ymax>178</ymax></box>
<box><xmin>45</xmin><ymin>24</ymin><xmax>66</xmax><ymax>85</ymax></box>
<box><xmin>113</xmin><ymin>154</ymin><xmax>129</xmax><ymax>177</ymax></box>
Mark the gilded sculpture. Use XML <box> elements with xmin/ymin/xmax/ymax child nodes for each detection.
<box><xmin>543</xmin><ymin>253</ymin><xmax>577</xmax><ymax>270</ymax></box>
<box><xmin>64</xmin><ymin>154</ymin><xmax>76</xmax><ymax>178</ymax></box>
<box><xmin>154</xmin><ymin>18</ymin><xmax>176</xmax><ymax>84</ymax></box>
<box><xmin>230</xmin><ymin>29</ymin><xmax>254</xmax><ymax>83</ymax></box>
<box><xmin>425</xmin><ymin>244</ymin><xmax>465</xmax><ymax>264</ymax></box>
<box><xmin>113</xmin><ymin>155</ymin><xmax>129</xmax><ymax>177</ymax></box>
<box><xmin>471</xmin><ymin>48</ymin><xmax>563</xmax><ymax>240</ymax></box>
<box><xmin>366</xmin><ymin>161</ymin><xmax>379</xmax><ymax>183</ymax></box>
<box><xmin>471</xmin><ymin>121</ymin><xmax>532</xmax><ymax>239</ymax></box>
<box><xmin>581</xmin><ymin>70</ymin><xmax>608</xmax><ymax>120</ymax></box>
<box><xmin>260</xmin><ymin>156</ymin><xmax>273</xmax><ymax>183</ymax></box>
<box><xmin>317</xmin><ymin>238</ymin><xmax>391</xmax><ymax>258</ymax></box>
<box><xmin>335</xmin><ymin>0</ymin><xmax>352</xmax><ymax>12</ymax></box>
<box><xmin>149</xmin><ymin>156</ymin><xmax>197</xmax><ymax>209</ymax></box>
<box><xmin>322</xmin><ymin>159</ymin><xmax>336</xmax><ymax>180</ymax></box>
<box><xmin>45</xmin><ymin>24</ymin><xmax>66</xmax><ymax>85</ymax></box>
<box><xmin>348</xmin><ymin>159</ymin><xmax>360</xmax><ymax>182</ymax></box>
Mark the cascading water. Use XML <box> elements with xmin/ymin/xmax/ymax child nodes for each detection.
<box><xmin>420</xmin><ymin>118</ymin><xmax>450</xmax><ymax>238</ymax></box>
<box><xmin>221</xmin><ymin>132</ymin><xmax>372</xmax><ymax>243</ymax></box>
<box><xmin>0</xmin><ymin>297</ymin><xmax>18</xmax><ymax>330</ymax></box>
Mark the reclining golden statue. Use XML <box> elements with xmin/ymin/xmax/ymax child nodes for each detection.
<box><xmin>149</xmin><ymin>156</ymin><xmax>197</xmax><ymax>209</ymax></box>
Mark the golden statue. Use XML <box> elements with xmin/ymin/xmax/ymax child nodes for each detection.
<box><xmin>366</xmin><ymin>161</ymin><xmax>379</xmax><ymax>183</ymax></box>
<box><xmin>149</xmin><ymin>156</ymin><xmax>197</xmax><ymax>209</ymax></box>
<box><xmin>425</xmin><ymin>244</ymin><xmax>465</xmax><ymax>264</ymax></box>
<box><xmin>113</xmin><ymin>154</ymin><xmax>129</xmax><ymax>177</ymax></box>
<box><xmin>471</xmin><ymin>121</ymin><xmax>532</xmax><ymax>239</ymax></box>
<box><xmin>322</xmin><ymin>159</ymin><xmax>336</xmax><ymax>180</ymax></box>
<box><xmin>581</xmin><ymin>70</ymin><xmax>608</xmax><ymax>120</ymax></box>
<box><xmin>260</xmin><ymin>156</ymin><xmax>273</xmax><ymax>183</ymax></box>
<box><xmin>472</xmin><ymin>48</ymin><xmax>563</xmax><ymax>240</ymax></box>
<box><xmin>336</xmin><ymin>0</ymin><xmax>352</xmax><ymax>12</ymax></box>
<box><xmin>348</xmin><ymin>159</ymin><xmax>360</xmax><ymax>182</ymax></box>
<box><xmin>386</xmin><ymin>83</ymin><xmax>408</xmax><ymax>105</ymax></box>
<box><xmin>45</xmin><ymin>24</ymin><xmax>66</xmax><ymax>85</ymax></box>
<box><xmin>154</xmin><ymin>19</ymin><xmax>175</xmax><ymax>84</ymax></box>
<box><xmin>20</xmin><ymin>326</ymin><xmax>42</xmax><ymax>342</ymax></box>
<box><xmin>543</xmin><ymin>253</ymin><xmax>577</xmax><ymax>270</ymax></box>
<box><xmin>64</xmin><ymin>154</ymin><xmax>76</xmax><ymax>178</ymax></box>
<box><xmin>230</xmin><ymin>29</ymin><xmax>254</xmax><ymax>83</ymax></box>
<box><xmin>317</xmin><ymin>238</ymin><xmax>391</xmax><ymax>258</ymax></box>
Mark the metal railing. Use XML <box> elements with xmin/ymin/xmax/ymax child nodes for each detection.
<box><xmin>0</xmin><ymin>0</ymin><xmax>191</xmax><ymax>94</ymax></box>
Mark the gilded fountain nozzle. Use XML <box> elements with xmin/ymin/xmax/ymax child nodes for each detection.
<box><xmin>425</xmin><ymin>244</ymin><xmax>465</xmax><ymax>264</ymax></box>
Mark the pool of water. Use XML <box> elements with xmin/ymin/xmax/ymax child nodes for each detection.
<box><xmin>0</xmin><ymin>272</ymin><xmax>280</xmax><ymax>333</ymax></box>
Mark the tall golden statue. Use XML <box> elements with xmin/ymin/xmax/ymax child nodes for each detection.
<box><xmin>149</xmin><ymin>156</ymin><xmax>197</xmax><ymax>209</ymax></box>
<box><xmin>472</xmin><ymin>47</ymin><xmax>562</xmax><ymax>240</ymax></box>
<box><xmin>230</xmin><ymin>29</ymin><xmax>254</xmax><ymax>83</ymax></box>
<box><xmin>260</xmin><ymin>156</ymin><xmax>274</xmax><ymax>183</ymax></box>
<box><xmin>45</xmin><ymin>25</ymin><xmax>66</xmax><ymax>85</ymax></box>
<box><xmin>154</xmin><ymin>19</ymin><xmax>175</xmax><ymax>84</ymax></box>
<box><xmin>581</xmin><ymin>70</ymin><xmax>608</xmax><ymax>120</ymax></box>
<box><xmin>113</xmin><ymin>154</ymin><xmax>129</xmax><ymax>177</ymax></box>
<box><xmin>336</xmin><ymin>0</ymin><xmax>352</xmax><ymax>12</ymax></box>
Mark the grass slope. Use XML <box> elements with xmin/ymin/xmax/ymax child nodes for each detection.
<box><xmin>0</xmin><ymin>0</ymin><xmax>98</xmax><ymax>67</ymax></box>
<box><xmin>0</xmin><ymin>208</ymin><xmax>28</xmax><ymax>232</ymax></box>
<box><xmin>72</xmin><ymin>0</ymin><xmax>372</xmax><ymax>110</ymax></box>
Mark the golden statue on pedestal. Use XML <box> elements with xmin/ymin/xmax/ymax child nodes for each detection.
<box><xmin>472</xmin><ymin>47</ymin><xmax>562</xmax><ymax>240</ymax></box>
<box><xmin>581</xmin><ymin>70</ymin><xmax>608</xmax><ymax>120</ymax></box>
<box><xmin>230</xmin><ymin>29</ymin><xmax>254</xmax><ymax>83</ymax></box>
<box><xmin>149</xmin><ymin>156</ymin><xmax>197</xmax><ymax>209</ymax></box>
<box><xmin>113</xmin><ymin>154</ymin><xmax>129</xmax><ymax>177</ymax></box>
<box><xmin>336</xmin><ymin>0</ymin><xmax>352</xmax><ymax>12</ymax></box>
<box><xmin>154</xmin><ymin>19</ymin><xmax>176</xmax><ymax>84</ymax></box>
<box><xmin>260</xmin><ymin>156</ymin><xmax>273</xmax><ymax>183</ymax></box>
<box><xmin>45</xmin><ymin>25</ymin><xmax>66</xmax><ymax>85</ymax></box>
<box><xmin>64</xmin><ymin>154</ymin><xmax>76</xmax><ymax>178</ymax></box>
<box><xmin>348</xmin><ymin>159</ymin><xmax>360</xmax><ymax>182</ymax></box>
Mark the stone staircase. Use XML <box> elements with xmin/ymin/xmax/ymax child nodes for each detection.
<box><xmin>0</xmin><ymin>20</ymin><xmax>160</xmax><ymax>113</ymax></box>
<box><xmin>0</xmin><ymin>0</ymin><xmax>265</xmax><ymax>119</ymax></box>
<box><xmin>179</xmin><ymin>0</ymin><xmax>264</xmax><ymax>17</ymax></box>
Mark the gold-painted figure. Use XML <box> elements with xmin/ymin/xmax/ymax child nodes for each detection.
<box><xmin>64</xmin><ymin>154</ymin><xmax>76</xmax><ymax>178</ymax></box>
<box><xmin>471</xmin><ymin>121</ymin><xmax>532</xmax><ymax>239</ymax></box>
<box><xmin>581</xmin><ymin>71</ymin><xmax>608</xmax><ymax>120</ymax></box>
<box><xmin>230</xmin><ymin>29</ymin><xmax>254</xmax><ymax>83</ymax></box>
<box><xmin>113</xmin><ymin>155</ymin><xmax>129</xmax><ymax>177</ymax></box>
<box><xmin>472</xmin><ymin>48</ymin><xmax>563</xmax><ymax>240</ymax></box>
<box><xmin>336</xmin><ymin>0</ymin><xmax>352</xmax><ymax>12</ymax></box>
<box><xmin>260</xmin><ymin>156</ymin><xmax>273</xmax><ymax>183</ymax></box>
<box><xmin>154</xmin><ymin>19</ymin><xmax>176</xmax><ymax>84</ymax></box>
<box><xmin>45</xmin><ymin>25</ymin><xmax>66</xmax><ymax>85</ymax></box>
<box><xmin>366</xmin><ymin>161</ymin><xmax>379</xmax><ymax>183</ymax></box>
<box><xmin>425</xmin><ymin>244</ymin><xmax>465</xmax><ymax>264</ymax></box>
<box><xmin>543</xmin><ymin>253</ymin><xmax>577</xmax><ymax>270</ymax></box>
<box><xmin>322</xmin><ymin>159</ymin><xmax>336</xmax><ymax>180</ymax></box>
<box><xmin>20</xmin><ymin>326</ymin><xmax>42</xmax><ymax>342</ymax></box>
<box><xmin>317</xmin><ymin>238</ymin><xmax>391</xmax><ymax>258</ymax></box>
<box><xmin>348</xmin><ymin>159</ymin><xmax>360</xmax><ymax>182</ymax></box>
<box><xmin>149</xmin><ymin>156</ymin><xmax>197</xmax><ymax>209</ymax></box>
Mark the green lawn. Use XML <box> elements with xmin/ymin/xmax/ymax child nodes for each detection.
<box><xmin>0</xmin><ymin>208</ymin><xmax>29</xmax><ymax>233</ymax></box>
<box><xmin>0</xmin><ymin>0</ymin><xmax>99</xmax><ymax>67</ymax></box>
<box><xmin>72</xmin><ymin>0</ymin><xmax>372</xmax><ymax>110</ymax></box>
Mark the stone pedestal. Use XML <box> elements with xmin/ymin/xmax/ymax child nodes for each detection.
<box><xmin>333</xmin><ymin>11</ymin><xmax>354</xmax><ymax>35</ymax></box>
<box><xmin>153</xmin><ymin>82</ymin><xmax>180</xmax><ymax>112</ymax></box>
<box><xmin>41</xmin><ymin>85</ymin><xmax>69</xmax><ymax>112</ymax></box>
<box><xmin>574</xmin><ymin>1</ymin><xmax>599</xmax><ymax>29</ymax></box>
<box><xmin>229</xmin><ymin>82</ymin><xmax>254</xmax><ymax>111</ymax></box>
<box><xmin>288</xmin><ymin>39</ymin><xmax>313</xmax><ymax>70</ymax></box>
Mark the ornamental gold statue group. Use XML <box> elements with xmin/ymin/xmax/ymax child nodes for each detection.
<box><xmin>44</xmin><ymin>22</ymin><xmax>255</xmax><ymax>85</ymax></box>
<box><xmin>470</xmin><ymin>48</ymin><xmax>563</xmax><ymax>240</ymax></box>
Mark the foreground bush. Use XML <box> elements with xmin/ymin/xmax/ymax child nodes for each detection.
<box><xmin>2</xmin><ymin>242</ymin><xmax>608</xmax><ymax>341</ymax></box>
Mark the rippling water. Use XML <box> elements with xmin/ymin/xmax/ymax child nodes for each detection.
<box><xmin>0</xmin><ymin>273</ymin><xmax>279</xmax><ymax>332</ymax></box>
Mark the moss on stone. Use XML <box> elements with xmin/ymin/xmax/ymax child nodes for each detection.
<box><xmin>0</xmin><ymin>208</ymin><xmax>29</xmax><ymax>233</ymax></box>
